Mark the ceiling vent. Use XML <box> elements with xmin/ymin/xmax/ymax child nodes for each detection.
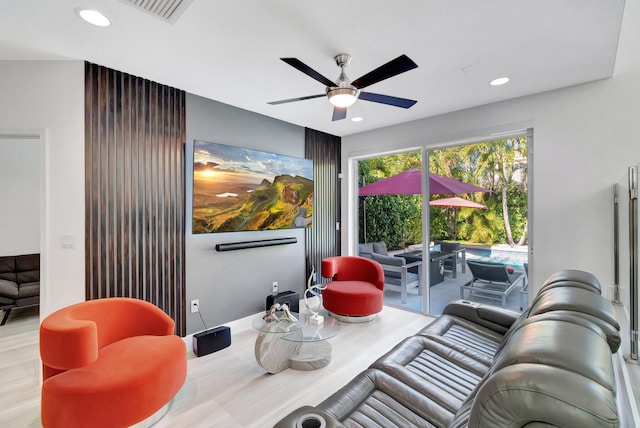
<box><xmin>119</xmin><ymin>0</ymin><xmax>194</xmax><ymax>24</ymax></box>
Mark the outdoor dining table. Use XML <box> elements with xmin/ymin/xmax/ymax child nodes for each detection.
<box><xmin>395</xmin><ymin>248</ymin><xmax>466</xmax><ymax>278</ymax></box>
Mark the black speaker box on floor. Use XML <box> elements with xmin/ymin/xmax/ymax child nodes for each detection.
<box><xmin>193</xmin><ymin>326</ymin><xmax>231</xmax><ymax>357</ymax></box>
<box><xmin>266</xmin><ymin>290</ymin><xmax>299</xmax><ymax>313</ymax></box>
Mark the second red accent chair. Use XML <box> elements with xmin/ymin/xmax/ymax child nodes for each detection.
<box><xmin>39</xmin><ymin>297</ymin><xmax>187</xmax><ymax>428</ymax></box>
<box><xmin>321</xmin><ymin>256</ymin><xmax>385</xmax><ymax>321</ymax></box>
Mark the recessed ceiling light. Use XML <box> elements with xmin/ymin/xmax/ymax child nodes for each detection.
<box><xmin>76</xmin><ymin>8</ymin><xmax>112</xmax><ymax>27</ymax></box>
<box><xmin>351</xmin><ymin>117</ymin><xmax>363</xmax><ymax>122</ymax></box>
<box><xmin>490</xmin><ymin>77</ymin><xmax>510</xmax><ymax>86</ymax></box>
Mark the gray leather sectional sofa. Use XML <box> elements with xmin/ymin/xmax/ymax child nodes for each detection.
<box><xmin>275</xmin><ymin>269</ymin><xmax>621</xmax><ymax>427</ymax></box>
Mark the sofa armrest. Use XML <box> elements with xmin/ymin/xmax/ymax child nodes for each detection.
<box><xmin>442</xmin><ymin>300</ymin><xmax>520</xmax><ymax>334</ymax></box>
<box><xmin>40</xmin><ymin>316</ymin><xmax>99</xmax><ymax>372</ymax></box>
<box><xmin>274</xmin><ymin>406</ymin><xmax>345</xmax><ymax>428</ymax></box>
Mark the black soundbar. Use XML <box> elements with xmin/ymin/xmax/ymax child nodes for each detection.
<box><xmin>215</xmin><ymin>237</ymin><xmax>297</xmax><ymax>252</ymax></box>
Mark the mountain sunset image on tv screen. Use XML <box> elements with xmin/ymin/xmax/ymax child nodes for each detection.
<box><xmin>192</xmin><ymin>140</ymin><xmax>313</xmax><ymax>233</ymax></box>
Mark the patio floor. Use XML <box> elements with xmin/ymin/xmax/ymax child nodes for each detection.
<box><xmin>383</xmin><ymin>268</ymin><xmax>528</xmax><ymax>315</ymax></box>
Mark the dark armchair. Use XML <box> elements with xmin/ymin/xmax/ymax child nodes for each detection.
<box><xmin>0</xmin><ymin>253</ymin><xmax>40</xmax><ymax>325</ymax></box>
<box><xmin>433</xmin><ymin>241</ymin><xmax>466</xmax><ymax>275</ymax></box>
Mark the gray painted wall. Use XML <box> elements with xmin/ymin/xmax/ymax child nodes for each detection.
<box><xmin>185</xmin><ymin>94</ymin><xmax>307</xmax><ymax>335</ymax></box>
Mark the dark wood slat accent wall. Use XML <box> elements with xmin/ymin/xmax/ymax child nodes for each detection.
<box><xmin>305</xmin><ymin>128</ymin><xmax>341</xmax><ymax>282</ymax></box>
<box><xmin>85</xmin><ymin>63</ymin><xmax>186</xmax><ymax>335</ymax></box>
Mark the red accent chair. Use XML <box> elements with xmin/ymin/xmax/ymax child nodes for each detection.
<box><xmin>321</xmin><ymin>256</ymin><xmax>385</xmax><ymax>319</ymax></box>
<box><xmin>40</xmin><ymin>298</ymin><xmax>187</xmax><ymax>428</ymax></box>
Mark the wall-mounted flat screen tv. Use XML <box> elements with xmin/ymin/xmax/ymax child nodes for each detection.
<box><xmin>192</xmin><ymin>140</ymin><xmax>313</xmax><ymax>234</ymax></box>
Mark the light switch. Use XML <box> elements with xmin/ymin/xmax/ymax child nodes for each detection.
<box><xmin>60</xmin><ymin>234</ymin><xmax>75</xmax><ymax>249</ymax></box>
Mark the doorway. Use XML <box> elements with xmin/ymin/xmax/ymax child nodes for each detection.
<box><xmin>426</xmin><ymin>135</ymin><xmax>529</xmax><ymax>315</ymax></box>
<box><xmin>0</xmin><ymin>132</ymin><xmax>43</xmax><ymax>325</ymax></box>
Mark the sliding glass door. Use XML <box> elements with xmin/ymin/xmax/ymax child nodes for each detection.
<box><xmin>357</xmin><ymin>150</ymin><xmax>425</xmax><ymax>313</ymax></box>
<box><xmin>426</xmin><ymin>137</ymin><xmax>529</xmax><ymax>315</ymax></box>
<box><xmin>353</xmin><ymin>131</ymin><xmax>531</xmax><ymax>317</ymax></box>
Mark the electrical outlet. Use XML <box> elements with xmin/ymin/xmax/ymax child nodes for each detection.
<box><xmin>272</xmin><ymin>281</ymin><xmax>278</xmax><ymax>294</ymax></box>
<box><xmin>191</xmin><ymin>299</ymin><xmax>199</xmax><ymax>313</ymax></box>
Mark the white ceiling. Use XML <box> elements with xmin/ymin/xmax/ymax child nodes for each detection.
<box><xmin>0</xmin><ymin>0</ymin><xmax>625</xmax><ymax>137</ymax></box>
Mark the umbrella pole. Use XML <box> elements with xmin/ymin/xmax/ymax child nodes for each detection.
<box><xmin>448</xmin><ymin>208</ymin><xmax>457</xmax><ymax>241</ymax></box>
<box><xmin>453</xmin><ymin>208</ymin><xmax>457</xmax><ymax>241</ymax></box>
<box><xmin>363</xmin><ymin>198</ymin><xmax>367</xmax><ymax>243</ymax></box>
<box><xmin>361</xmin><ymin>175</ymin><xmax>367</xmax><ymax>243</ymax></box>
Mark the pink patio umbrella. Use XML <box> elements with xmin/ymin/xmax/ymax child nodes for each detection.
<box><xmin>429</xmin><ymin>196</ymin><xmax>487</xmax><ymax>240</ymax></box>
<box><xmin>359</xmin><ymin>168</ymin><xmax>488</xmax><ymax>196</ymax></box>
<box><xmin>359</xmin><ymin>169</ymin><xmax>488</xmax><ymax>242</ymax></box>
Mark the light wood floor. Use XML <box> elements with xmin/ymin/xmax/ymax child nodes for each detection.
<box><xmin>5</xmin><ymin>304</ymin><xmax>637</xmax><ymax>427</ymax></box>
<box><xmin>0</xmin><ymin>304</ymin><xmax>433</xmax><ymax>427</ymax></box>
<box><xmin>0</xmin><ymin>306</ymin><xmax>41</xmax><ymax>428</ymax></box>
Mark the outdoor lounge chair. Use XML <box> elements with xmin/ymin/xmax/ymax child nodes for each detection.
<box><xmin>460</xmin><ymin>260</ymin><xmax>525</xmax><ymax>307</ymax></box>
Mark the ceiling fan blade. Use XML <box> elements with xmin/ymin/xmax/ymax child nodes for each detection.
<box><xmin>281</xmin><ymin>58</ymin><xmax>336</xmax><ymax>87</ymax></box>
<box><xmin>332</xmin><ymin>107</ymin><xmax>347</xmax><ymax>121</ymax></box>
<box><xmin>359</xmin><ymin>92</ymin><xmax>417</xmax><ymax>108</ymax></box>
<box><xmin>351</xmin><ymin>54</ymin><xmax>418</xmax><ymax>89</ymax></box>
<box><xmin>267</xmin><ymin>94</ymin><xmax>325</xmax><ymax>105</ymax></box>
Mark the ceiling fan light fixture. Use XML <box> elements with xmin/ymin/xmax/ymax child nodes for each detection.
<box><xmin>327</xmin><ymin>87</ymin><xmax>359</xmax><ymax>107</ymax></box>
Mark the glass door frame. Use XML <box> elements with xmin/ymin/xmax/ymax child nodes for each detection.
<box><xmin>348</xmin><ymin>128</ymin><xmax>534</xmax><ymax>316</ymax></box>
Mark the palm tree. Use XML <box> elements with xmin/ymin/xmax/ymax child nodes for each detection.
<box><xmin>469</xmin><ymin>137</ymin><xmax>527</xmax><ymax>246</ymax></box>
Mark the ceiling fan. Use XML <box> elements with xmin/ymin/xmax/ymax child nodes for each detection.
<box><xmin>268</xmin><ymin>53</ymin><xmax>419</xmax><ymax>121</ymax></box>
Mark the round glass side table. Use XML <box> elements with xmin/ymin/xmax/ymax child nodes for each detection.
<box><xmin>252</xmin><ymin>313</ymin><xmax>339</xmax><ymax>374</ymax></box>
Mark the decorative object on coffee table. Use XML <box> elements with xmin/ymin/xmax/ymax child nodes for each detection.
<box><xmin>263</xmin><ymin>303</ymin><xmax>298</xmax><ymax>323</ymax></box>
<box><xmin>303</xmin><ymin>265</ymin><xmax>327</xmax><ymax>324</ymax></box>
<box><xmin>279</xmin><ymin>304</ymin><xmax>298</xmax><ymax>323</ymax></box>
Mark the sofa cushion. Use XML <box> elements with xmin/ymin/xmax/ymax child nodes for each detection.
<box><xmin>0</xmin><ymin>279</ymin><xmax>18</xmax><ymax>299</ymax></box>
<box><xmin>15</xmin><ymin>254</ymin><xmax>39</xmax><ymax>284</ymax></box>
<box><xmin>370</xmin><ymin>335</ymin><xmax>489</xmax><ymax>405</ymax></box>
<box><xmin>527</xmin><ymin>287</ymin><xmax>620</xmax><ymax>352</ymax></box>
<box><xmin>323</xmin><ymin>280</ymin><xmax>383</xmax><ymax>317</ymax></box>
<box><xmin>17</xmin><ymin>281</ymin><xmax>40</xmax><ymax>298</ymax></box>
<box><xmin>358</xmin><ymin>243</ymin><xmax>374</xmax><ymax>258</ymax></box>
<box><xmin>371</xmin><ymin>253</ymin><xmax>407</xmax><ymax>280</ymax></box>
<box><xmin>493</xmin><ymin>320</ymin><xmax>615</xmax><ymax>390</ymax></box>
<box><xmin>417</xmin><ymin>315</ymin><xmax>503</xmax><ymax>361</ymax></box>
<box><xmin>0</xmin><ymin>257</ymin><xmax>16</xmax><ymax>283</ymax></box>
<box><xmin>458</xmin><ymin>320</ymin><xmax>619</xmax><ymax>428</ymax></box>
<box><xmin>372</xmin><ymin>241</ymin><xmax>388</xmax><ymax>255</ymax></box>
<box><xmin>542</xmin><ymin>269</ymin><xmax>601</xmax><ymax>294</ymax></box>
<box><xmin>318</xmin><ymin>369</ymin><xmax>448</xmax><ymax>427</ymax></box>
<box><xmin>371</xmin><ymin>253</ymin><xmax>404</xmax><ymax>266</ymax></box>
<box><xmin>467</xmin><ymin>364</ymin><xmax>619</xmax><ymax>428</ymax></box>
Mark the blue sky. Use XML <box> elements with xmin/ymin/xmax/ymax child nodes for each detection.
<box><xmin>194</xmin><ymin>140</ymin><xmax>313</xmax><ymax>183</ymax></box>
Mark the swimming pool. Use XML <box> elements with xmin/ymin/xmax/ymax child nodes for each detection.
<box><xmin>465</xmin><ymin>247</ymin><xmax>528</xmax><ymax>270</ymax></box>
